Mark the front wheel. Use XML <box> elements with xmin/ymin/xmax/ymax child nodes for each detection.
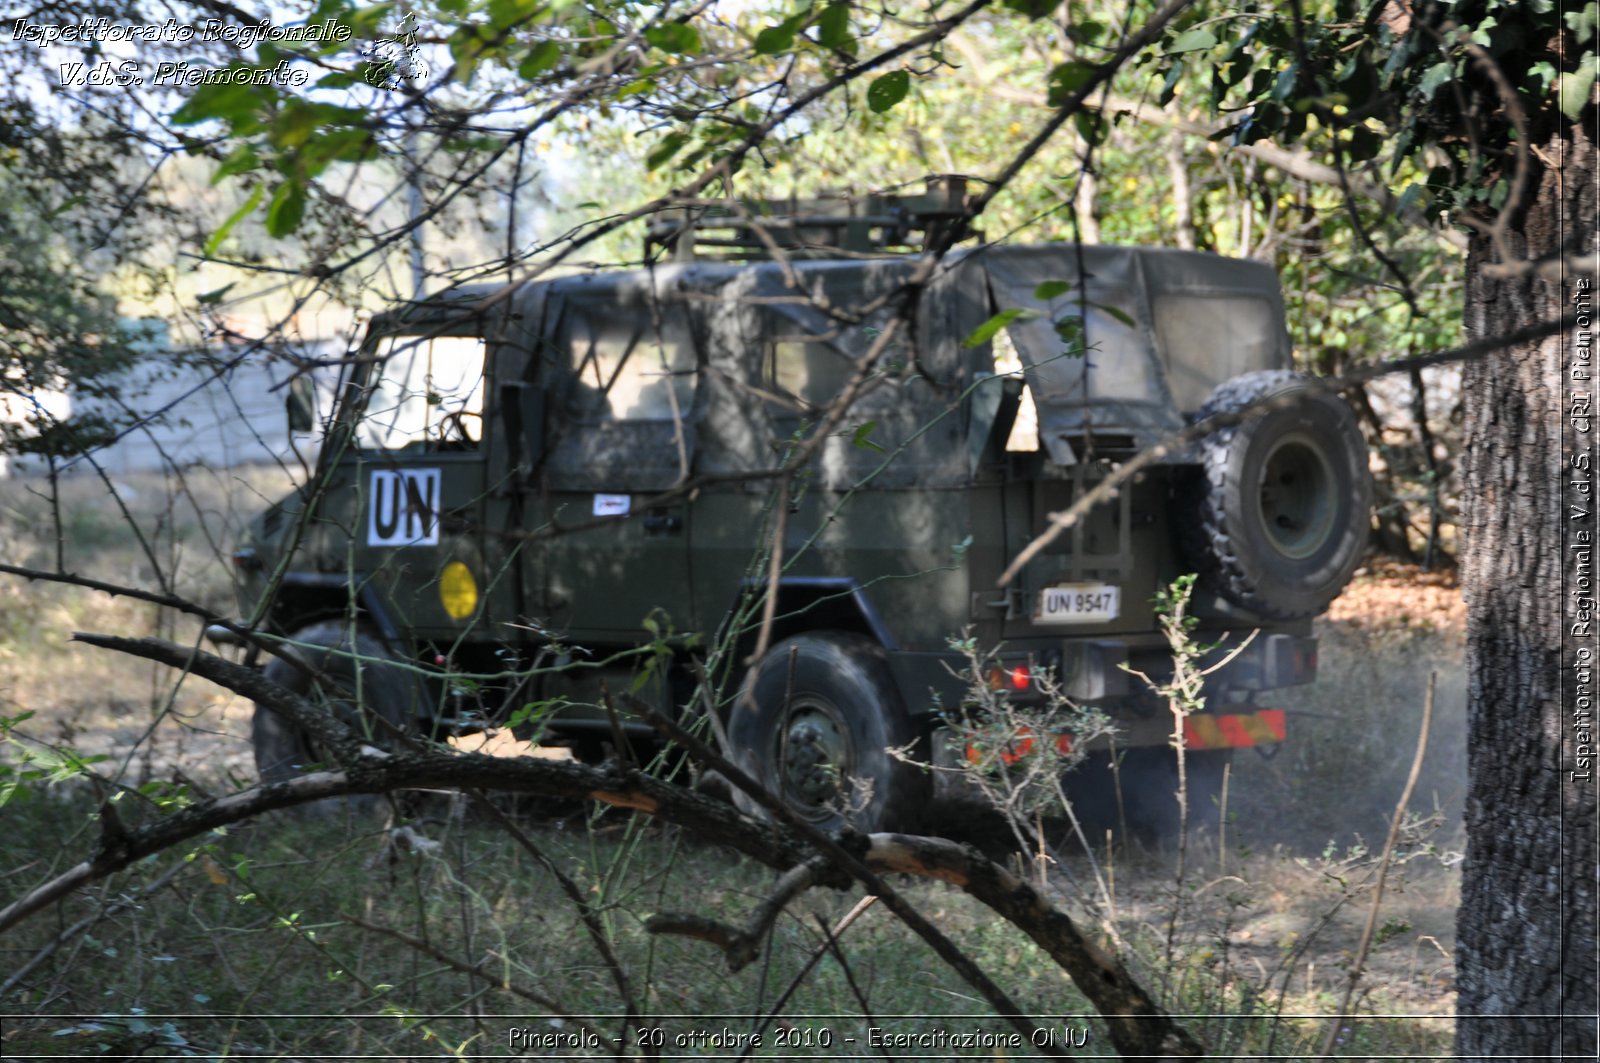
<box><xmin>252</xmin><ymin>621</ymin><xmax>427</xmax><ymax>784</ymax></box>
<box><xmin>729</xmin><ymin>633</ymin><xmax>927</xmax><ymax>833</ymax></box>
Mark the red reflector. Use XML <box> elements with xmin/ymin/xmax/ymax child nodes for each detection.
<box><xmin>1010</xmin><ymin>665</ymin><xmax>1031</xmax><ymax>690</ymax></box>
<box><xmin>966</xmin><ymin>725</ymin><xmax>1073</xmax><ymax>766</ymax></box>
<box><xmin>1184</xmin><ymin>709</ymin><xmax>1288</xmax><ymax>749</ymax></box>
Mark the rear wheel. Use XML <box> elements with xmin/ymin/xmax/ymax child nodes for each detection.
<box><xmin>730</xmin><ymin>633</ymin><xmax>927</xmax><ymax>833</ymax></box>
<box><xmin>252</xmin><ymin>621</ymin><xmax>426</xmax><ymax>783</ymax></box>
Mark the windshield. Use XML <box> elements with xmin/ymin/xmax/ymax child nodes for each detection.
<box><xmin>356</xmin><ymin>332</ymin><xmax>487</xmax><ymax>449</ymax></box>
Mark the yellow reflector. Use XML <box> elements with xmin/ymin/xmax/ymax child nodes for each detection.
<box><xmin>439</xmin><ymin>561</ymin><xmax>479</xmax><ymax>620</ymax></box>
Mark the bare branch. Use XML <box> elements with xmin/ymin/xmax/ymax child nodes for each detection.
<box><xmin>633</xmin><ymin>693</ymin><xmax>1203</xmax><ymax>1058</ymax></box>
<box><xmin>646</xmin><ymin>857</ymin><xmax>829</xmax><ymax>972</ymax></box>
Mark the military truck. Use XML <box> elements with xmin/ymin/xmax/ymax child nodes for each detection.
<box><xmin>222</xmin><ymin>180</ymin><xmax>1370</xmax><ymax>832</ymax></box>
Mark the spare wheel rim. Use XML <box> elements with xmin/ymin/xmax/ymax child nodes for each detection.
<box><xmin>1256</xmin><ymin>431</ymin><xmax>1337</xmax><ymax>560</ymax></box>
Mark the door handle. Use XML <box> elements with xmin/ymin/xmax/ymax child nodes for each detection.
<box><xmin>642</xmin><ymin>511</ymin><xmax>683</xmax><ymax>536</ymax></box>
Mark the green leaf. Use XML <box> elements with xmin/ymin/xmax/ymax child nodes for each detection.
<box><xmin>851</xmin><ymin>420</ymin><xmax>885</xmax><ymax>453</ymax></box>
<box><xmin>1168</xmin><ymin>27</ymin><xmax>1217</xmax><ymax>53</ymax></box>
<box><xmin>867</xmin><ymin>69</ymin><xmax>911</xmax><ymax>113</ymax></box>
<box><xmin>816</xmin><ymin>4</ymin><xmax>853</xmax><ymax>50</ymax></box>
<box><xmin>962</xmin><ymin>308</ymin><xmax>1028</xmax><ymax>348</ymax></box>
<box><xmin>1159</xmin><ymin>57</ymin><xmax>1185</xmax><ymax>105</ymax></box>
<box><xmin>1395</xmin><ymin>182</ymin><xmax>1425</xmax><ymax>217</ymax></box>
<box><xmin>1034</xmin><ymin>280</ymin><xmax>1073</xmax><ymax>300</ymax></box>
<box><xmin>755</xmin><ymin>23</ymin><xmax>796</xmax><ymax>54</ymax></box>
<box><xmin>1271</xmin><ymin>64</ymin><xmax>1299</xmax><ymax>102</ymax></box>
<box><xmin>519</xmin><ymin>40</ymin><xmax>561</xmax><ymax>78</ymax></box>
<box><xmin>1558</xmin><ymin>60</ymin><xmax>1597</xmax><ymax>121</ymax></box>
<box><xmin>1073</xmin><ymin>108</ymin><xmax>1101</xmax><ymax>142</ymax></box>
<box><xmin>1416</xmin><ymin>61</ymin><xmax>1453</xmax><ymax>101</ymax></box>
<box><xmin>1567</xmin><ymin>3</ymin><xmax>1599</xmax><ymax>46</ymax></box>
<box><xmin>203</xmin><ymin>186</ymin><xmax>263</xmax><ymax>258</ymax></box>
<box><xmin>1054</xmin><ymin>317</ymin><xmax>1086</xmax><ymax>353</ymax></box>
<box><xmin>645</xmin><ymin>23</ymin><xmax>701</xmax><ymax>55</ymax></box>
<box><xmin>646</xmin><ymin>132</ymin><xmax>690</xmax><ymax>171</ymax></box>
<box><xmin>171</xmin><ymin>81</ymin><xmax>262</xmax><ymax>127</ymax></box>
<box><xmin>1068</xmin><ymin>18</ymin><xmax>1104</xmax><ymax>46</ymax></box>
<box><xmin>265</xmin><ymin>181</ymin><xmax>306</xmax><ymax>238</ymax></box>
<box><xmin>1002</xmin><ymin>0</ymin><xmax>1058</xmax><ymax>17</ymax></box>
<box><xmin>1046</xmin><ymin>60</ymin><xmax>1096</xmax><ymax>106</ymax></box>
<box><xmin>271</xmin><ymin>102</ymin><xmax>320</xmax><ymax>150</ymax></box>
<box><xmin>1090</xmin><ymin>301</ymin><xmax>1136</xmax><ymax>328</ymax></box>
<box><xmin>300</xmin><ymin>128</ymin><xmax>375</xmax><ymax>177</ymax></box>
<box><xmin>1345</xmin><ymin>126</ymin><xmax>1381</xmax><ymax>163</ymax></box>
<box><xmin>489</xmin><ymin>0</ymin><xmax>545</xmax><ymax>30</ymax></box>
<box><xmin>212</xmin><ymin>145</ymin><xmax>260</xmax><ymax>183</ymax></box>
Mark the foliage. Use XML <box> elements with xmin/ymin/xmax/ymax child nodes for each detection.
<box><xmin>0</xmin><ymin>180</ymin><xmax>147</xmax><ymax>460</ymax></box>
<box><xmin>1198</xmin><ymin>0</ymin><xmax>1591</xmax><ymax>215</ymax></box>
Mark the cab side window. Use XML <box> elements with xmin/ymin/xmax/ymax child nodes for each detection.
<box><xmin>564</xmin><ymin>308</ymin><xmax>696</xmax><ymax>422</ymax></box>
<box><xmin>768</xmin><ymin>337</ymin><xmax>857</xmax><ymax>412</ymax></box>
<box><xmin>543</xmin><ymin>298</ymin><xmax>702</xmax><ymax>491</ymax></box>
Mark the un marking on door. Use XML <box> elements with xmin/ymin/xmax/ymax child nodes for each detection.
<box><xmin>368</xmin><ymin>468</ymin><xmax>441</xmax><ymax>546</ymax></box>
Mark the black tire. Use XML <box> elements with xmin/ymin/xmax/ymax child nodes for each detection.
<box><xmin>729</xmin><ymin>633</ymin><xmax>927</xmax><ymax>833</ymax></box>
<box><xmin>1184</xmin><ymin>370</ymin><xmax>1371</xmax><ymax>619</ymax></box>
<box><xmin>252</xmin><ymin>621</ymin><xmax>426</xmax><ymax>784</ymax></box>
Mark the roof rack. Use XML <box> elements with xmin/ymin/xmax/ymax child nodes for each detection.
<box><xmin>644</xmin><ymin>175</ymin><xmax>982</xmax><ymax>262</ymax></box>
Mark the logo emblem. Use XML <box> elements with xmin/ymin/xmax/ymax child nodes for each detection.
<box><xmin>362</xmin><ymin>12</ymin><xmax>428</xmax><ymax>90</ymax></box>
<box><xmin>368</xmin><ymin>468</ymin><xmax>441</xmax><ymax>546</ymax></box>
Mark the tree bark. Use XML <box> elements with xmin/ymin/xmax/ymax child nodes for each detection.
<box><xmin>1456</xmin><ymin>123</ymin><xmax>1597</xmax><ymax>1060</ymax></box>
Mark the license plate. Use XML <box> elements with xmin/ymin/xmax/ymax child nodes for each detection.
<box><xmin>1035</xmin><ymin>582</ymin><xmax>1120</xmax><ymax>624</ymax></box>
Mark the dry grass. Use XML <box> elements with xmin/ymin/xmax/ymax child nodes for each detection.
<box><xmin>1229</xmin><ymin>563</ymin><xmax>1469</xmax><ymax>847</ymax></box>
<box><xmin>0</xmin><ymin>472</ymin><xmax>1467</xmax><ymax>1058</ymax></box>
<box><xmin>0</xmin><ymin>465</ymin><xmax>297</xmax><ymax>782</ymax></box>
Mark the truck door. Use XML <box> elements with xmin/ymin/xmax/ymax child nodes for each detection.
<box><xmin>538</xmin><ymin>293</ymin><xmax>699</xmax><ymax>638</ymax></box>
<box><xmin>350</xmin><ymin>321</ymin><xmax>512</xmax><ymax>641</ymax></box>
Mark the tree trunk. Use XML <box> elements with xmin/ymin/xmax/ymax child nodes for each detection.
<box><xmin>1456</xmin><ymin>123</ymin><xmax>1597</xmax><ymax>1059</ymax></box>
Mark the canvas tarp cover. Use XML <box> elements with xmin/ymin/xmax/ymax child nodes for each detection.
<box><xmin>668</xmin><ymin>258</ymin><xmax>980</xmax><ymax>491</ymax></box>
<box><xmin>532</xmin><ymin>245</ymin><xmax>1287</xmax><ymax>491</ymax></box>
<box><xmin>975</xmin><ymin>245</ymin><xmax>1289</xmax><ymax>462</ymax></box>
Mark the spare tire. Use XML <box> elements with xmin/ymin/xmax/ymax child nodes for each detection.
<box><xmin>1183</xmin><ymin>370</ymin><xmax>1370</xmax><ymax>620</ymax></box>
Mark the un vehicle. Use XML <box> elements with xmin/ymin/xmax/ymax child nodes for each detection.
<box><xmin>225</xmin><ymin>183</ymin><xmax>1370</xmax><ymax>832</ymax></box>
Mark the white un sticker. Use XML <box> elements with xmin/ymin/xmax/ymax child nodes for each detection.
<box><xmin>368</xmin><ymin>468</ymin><xmax>441</xmax><ymax>546</ymax></box>
<box><xmin>592</xmin><ymin>493</ymin><xmax>630</xmax><ymax>516</ymax></box>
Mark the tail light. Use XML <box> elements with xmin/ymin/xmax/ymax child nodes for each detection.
<box><xmin>986</xmin><ymin>663</ymin><xmax>1032</xmax><ymax>691</ymax></box>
